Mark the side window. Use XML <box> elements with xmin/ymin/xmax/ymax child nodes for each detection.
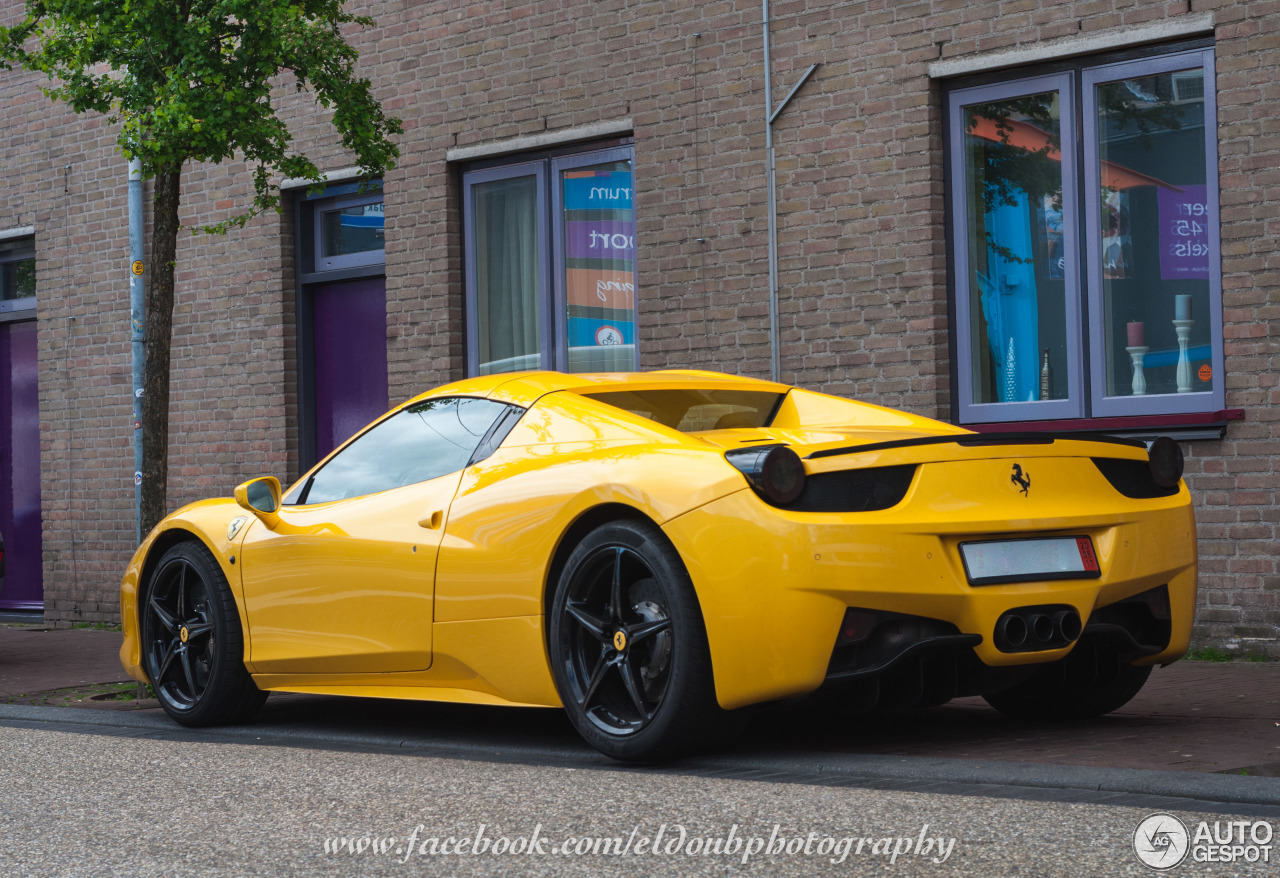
<box><xmin>298</xmin><ymin>397</ymin><xmax>510</xmax><ymax>504</ymax></box>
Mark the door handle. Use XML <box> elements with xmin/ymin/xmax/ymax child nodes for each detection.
<box><xmin>418</xmin><ymin>510</ymin><xmax>443</xmax><ymax>530</ymax></box>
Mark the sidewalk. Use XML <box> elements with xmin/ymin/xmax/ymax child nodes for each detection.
<box><xmin>0</xmin><ymin>624</ymin><xmax>133</xmax><ymax>698</ymax></box>
<box><xmin>1</xmin><ymin>622</ymin><xmax>1277</xmax><ymax>776</ymax></box>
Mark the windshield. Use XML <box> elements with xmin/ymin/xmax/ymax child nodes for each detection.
<box><xmin>580</xmin><ymin>389</ymin><xmax>784</xmax><ymax>432</ymax></box>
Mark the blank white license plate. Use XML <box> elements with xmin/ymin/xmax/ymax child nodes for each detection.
<box><xmin>960</xmin><ymin>536</ymin><xmax>1101</xmax><ymax>586</ymax></box>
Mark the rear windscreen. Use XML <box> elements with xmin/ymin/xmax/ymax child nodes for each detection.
<box><xmin>580</xmin><ymin>389</ymin><xmax>785</xmax><ymax>432</ymax></box>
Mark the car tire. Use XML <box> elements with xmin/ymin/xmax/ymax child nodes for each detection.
<box><xmin>982</xmin><ymin>643</ymin><xmax>1152</xmax><ymax>721</ymax></box>
<box><xmin>549</xmin><ymin>519</ymin><xmax>737</xmax><ymax>761</ymax></box>
<box><xmin>141</xmin><ymin>540</ymin><xmax>267</xmax><ymax>726</ymax></box>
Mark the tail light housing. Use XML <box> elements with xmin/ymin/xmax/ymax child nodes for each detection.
<box><xmin>725</xmin><ymin>445</ymin><xmax>806</xmax><ymax>506</ymax></box>
<box><xmin>1147</xmin><ymin>436</ymin><xmax>1184</xmax><ymax>489</ymax></box>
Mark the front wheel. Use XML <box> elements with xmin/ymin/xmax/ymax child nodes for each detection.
<box><xmin>141</xmin><ymin>540</ymin><xmax>266</xmax><ymax>726</ymax></box>
<box><xmin>983</xmin><ymin>643</ymin><xmax>1152</xmax><ymax>720</ymax></box>
<box><xmin>549</xmin><ymin>519</ymin><xmax>735</xmax><ymax>761</ymax></box>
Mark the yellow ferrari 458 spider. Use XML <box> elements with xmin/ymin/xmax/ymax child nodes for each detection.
<box><xmin>120</xmin><ymin>370</ymin><xmax>1195</xmax><ymax>760</ymax></box>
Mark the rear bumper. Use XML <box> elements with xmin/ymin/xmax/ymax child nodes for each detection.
<box><xmin>663</xmin><ymin>458</ymin><xmax>1196</xmax><ymax>711</ymax></box>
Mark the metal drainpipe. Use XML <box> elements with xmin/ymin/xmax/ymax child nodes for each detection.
<box><xmin>128</xmin><ymin>158</ymin><xmax>145</xmax><ymax>544</ymax></box>
<box><xmin>763</xmin><ymin>0</ymin><xmax>780</xmax><ymax>383</ymax></box>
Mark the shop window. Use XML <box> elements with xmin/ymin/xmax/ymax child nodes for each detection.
<box><xmin>462</xmin><ymin>145</ymin><xmax>637</xmax><ymax>375</ymax></box>
<box><xmin>946</xmin><ymin>47</ymin><xmax>1223</xmax><ymax>424</ymax></box>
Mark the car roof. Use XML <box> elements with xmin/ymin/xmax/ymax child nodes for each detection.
<box><xmin>404</xmin><ymin>370</ymin><xmax>791</xmax><ymax>408</ymax></box>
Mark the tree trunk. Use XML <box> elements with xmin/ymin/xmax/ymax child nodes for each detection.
<box><xmin>140</xmin><ymin>165</ymin><xmax>183</xmax><ymax>535</ymax></box>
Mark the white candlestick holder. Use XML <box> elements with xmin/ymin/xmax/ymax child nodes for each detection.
<box><xmin>1126</xmin><ymin>345</ymin><xmax>1149</xmax><ymax>396</ymax></box>
<box><xmin>1173</xmin><ymin>318</ymin><xmax>1194</xmax><ymax>393</ymax></box>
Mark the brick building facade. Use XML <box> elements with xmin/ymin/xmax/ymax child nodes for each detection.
<box><xmin>0</xmin><ymin>1</ymin><xmax>1275</xmax><ymax>651</ymax></box>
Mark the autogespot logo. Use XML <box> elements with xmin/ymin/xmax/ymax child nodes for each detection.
<box><xmin>1133</xmin><ymin>814</ymin><xmax>1190</xmax><ymax>870</ymax></box>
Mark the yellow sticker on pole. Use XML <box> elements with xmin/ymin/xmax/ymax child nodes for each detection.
<box><xmin>131</xmin><ymin>260</ymin><xmax>144</xmax><ymax>276</ymax></box>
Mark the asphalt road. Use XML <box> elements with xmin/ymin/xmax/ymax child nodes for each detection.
<box><xmin>1</xmin><ymin>720</ymin><xmax>1277</xmax><ymax>878</ymax></box>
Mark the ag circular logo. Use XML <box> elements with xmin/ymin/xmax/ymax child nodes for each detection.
<box><xmin>1133</xmin><ymin>813</ymin><xmax>1190</xmax><ymax>870</ymax></box>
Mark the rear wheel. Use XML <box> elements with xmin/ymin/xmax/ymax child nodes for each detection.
<box><xmin>549</xmin><ymin>519</ymin><xmax>734</xmax><ymax>761</ymax></box>
<box><xmin>141</xmin><ymin>540</ymin><xmax>266</xmax><ymax>726</ymax></box>
<box><xmin>983</xmin><ymin>643</ymin><xmax>1152</xmax><ymax>720</ymax></box>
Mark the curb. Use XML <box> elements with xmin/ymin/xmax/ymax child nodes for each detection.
<box><xmin>3</xmin><ymin>702</ymin><xmax>1279</xmax><ymax>810</ymax></box>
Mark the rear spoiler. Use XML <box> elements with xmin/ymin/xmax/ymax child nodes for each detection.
<box><xmin>805</xmin><ymin>431</ymin><xmax>1146</xmax><ymax>460</ymax></box>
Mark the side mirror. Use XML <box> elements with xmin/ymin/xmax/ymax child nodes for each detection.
<box><xmin>234</xmin><ymin>476</ymin><xmax>282</xmax><ymax>526</ymax></box>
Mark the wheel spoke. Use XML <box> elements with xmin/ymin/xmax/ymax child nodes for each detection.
<box><xmin>180</xmin><ymin>650</ymin><xmax>198</xmax><ymax>696</ymax></box>
<box><xmin>566</xmin><ymin>604</ymin><xmax>609</xmax><ymax>642</ymax></box>
<box><xmin>149</xmin><ymin>598</ymin><xmax>179</xmax><ymax>634</ymax></box>
<box><xmin>628</xmin><ymin>617</ymin><xmax>670</xmax><ymax>645</ymax></box>
<box><xmin>176</xmin><ymin>563</ymin><xmax>188</xmax><ymax>620</ymax></box>
<box><xmin>609</xmin><ymin>548</ymin><xmax>624</xmax><ymax>623</ymax></box>
<box><xmin>578</xmin><ymin>653</ymin><xmax>610</xmax><ymax>709</ymax></box>
<box><xmin>156</xmin><ymin>641</ymin><xmax>179</xmax><ymax>684</ymax></box>
<box><xmin>619</xmin><ymin>655</ymin><xmax>649</xmax><ymax>720</ymax></box>
<box><xmin>184</xmin><ymin>622</ymin><xmax>214</xmax><ymax>643</ymax></box>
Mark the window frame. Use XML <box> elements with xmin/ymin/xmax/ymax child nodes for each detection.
<box><xmin>550</xmin><ymin>146</ymin><xmax>639</xmax><ymax>373</ymax></box>
<box><xmin>293</xmin><ymin>182</ymin><xmax>388</xmax><ymax>471</ymax></box>
<box><xmin>462</xmin><ymin>160</ymin><xmax>552</xmax><ymax>377</ymax></box>
<box><xmin>1081</xmin><ymin>48</ymin><xmax>1224</xmax><ymax>418</ymax></box>
<box><xmin>461</xmin><ymin>144</ymin><xmax>637</xmax><ymax>377</ymax></box>
<box><xmin>313</xmin><ymin>192</ymin><xmax>386</xmax><ymax>272</ymax></box>
<box><xmin>0</xmin><ymin>239</ymin><xmax>36</xmax><ymax>319</ymax></box>
<box><xmin>944</xmin><ymin>43</ymin><xmax>1225</xmax><ymax>428</ymax></box>
<box><xmin>948</xmin><ymin>73</ymin><xmax>1086</xmax><ymax>424</ymax></box>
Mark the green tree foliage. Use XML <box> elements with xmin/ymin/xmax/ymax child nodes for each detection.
<box><xmin>1</xmin><ymin>0</ymin><xmax>402</xmax><ymax>533</ymax></box>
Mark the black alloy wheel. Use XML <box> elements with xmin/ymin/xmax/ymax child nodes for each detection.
<box><xmin>561</xmin><ymin>545</ymin><xmax>674</xmax><ymax>734</ymax></box>
<box><xmin>141</xmin><ymin>540</ymin><xmax>266</xmax><ymax>726</ymax></box>
<box><xmin>550</xmin><ymin>519</ymin><xmax>734</xmax><ymax>761</ymax></box>
<box><xmin>145</xmin><ymin>553</ymin><xmax>215</xmax><ymax>710</ymax></box>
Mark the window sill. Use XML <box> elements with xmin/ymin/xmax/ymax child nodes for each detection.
<box><xmin>964</xmin><ymin>409</ymin><xmax>1244</xmax><ymax>442</ymax></box>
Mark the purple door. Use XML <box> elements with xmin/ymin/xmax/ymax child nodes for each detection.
<box><xmin>0</xmin><ymin>320</ymin><xmax>43</xmax><ymax>610</ymax></box>
<box><xmin>311</xmin><ymin>278</ymin><xmax>388</xmax><ymax>461</ymax></box>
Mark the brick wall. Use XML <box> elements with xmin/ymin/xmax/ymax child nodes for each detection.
<box><xmin>0</xmin><ymin>0</ymin><xmax>1275</xmax><ymax>651</ymax></box>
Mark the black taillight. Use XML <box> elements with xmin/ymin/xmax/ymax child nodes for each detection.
<box><xmin>1147</xmin><ymin>436</ymin><xmax>1184</xmax><ymax>489</ymax></box>
<box><xmin>788</xmin><ymin>465</ymin><xmax>916</xmax><ymax>512</ymax></box>
<box><xmin>726</xmin><ymin>445</ymin><xmax>806</xmax><ymax>506</ymax></box>
<box><xmin>1092</xmin><ymin>457</ymin><xmax>1178</xmax><ymax>499</ymax></box>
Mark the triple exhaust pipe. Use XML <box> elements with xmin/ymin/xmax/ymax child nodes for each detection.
<box><xmin>994</xmin><ymin>606</ymin><xmax>1082</xmax><ymax>652</ymax></box>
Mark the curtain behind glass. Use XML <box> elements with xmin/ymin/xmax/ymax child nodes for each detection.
<box><xmin>475</xmin><ymin>176</ymin><xmax>540</xmax><ymax>374</ymax></box>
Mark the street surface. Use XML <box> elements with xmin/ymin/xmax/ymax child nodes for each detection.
<box><xmin>4</xmin><ymin>625</ymin><xmax>1280</xmax><ymax>876</ymax></box>
<box><xmin>0</xmin><ymin>722</ymin><xmax>1269</xmax><ymax>878</ymax></box>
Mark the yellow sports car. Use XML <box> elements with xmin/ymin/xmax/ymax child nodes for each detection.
<box><xmin>120</xmin><ymin>370</ymin><xmax>1195</xmax><ymax>760</ymax></box>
